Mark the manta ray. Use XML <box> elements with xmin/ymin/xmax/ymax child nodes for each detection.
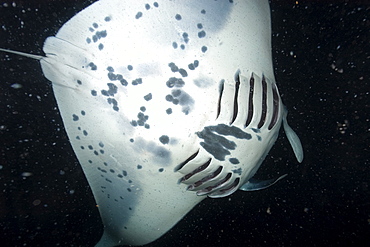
<box><xmin>0</xmin><ymin>0</ymin><xmax>303</xmax><ymax>246</ymax></box>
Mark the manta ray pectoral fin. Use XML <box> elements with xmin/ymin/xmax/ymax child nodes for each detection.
<box><xmin>282</xmin><ymin>108</ymin><xmax>304</xmax><ymax>163</ymax></box>
<box><xmin>239</xmin><ymin>174</ymin><xmax>288</xmax><ymax>191</ymax></box>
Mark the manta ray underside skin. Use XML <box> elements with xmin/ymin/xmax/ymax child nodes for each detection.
<box><xmin>0</xmin><ymin>0</ymin><xmax>303</xmax><ymax>246</ymax></box>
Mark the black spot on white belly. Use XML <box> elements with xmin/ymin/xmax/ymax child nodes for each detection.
<box><xmin>229</xmin><ymin>158</ymin><xmax>239</xmax><ymax>164</ymax></box>
<box><xmin>135</xmin><ymin>12</ymin><xmax>143</xmax><ymax>19</ymax></box>
<box><xmin>144</xmin><ymin>93</ymin><xmax>152</xmax><ymax>101</ymax></box>
<box><xmin>159</xmin><ymin>135</ymin><xmax>169</xmax><ymax>145</ymax></box>
<box><xmin>166</xmin><ymin>77</ymin><xmax>185</xmax><ymax>88</ymax></box>
<box><xmin>198</xmin><ymin>30</ymin><xmax>206</xmax><ymax>38</ymax></box>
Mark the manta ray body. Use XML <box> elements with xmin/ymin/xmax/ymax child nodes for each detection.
<box><xmin>0</xmin><ymin>0</ymin><xmax>303</xmax><ymax>246</ymax></box>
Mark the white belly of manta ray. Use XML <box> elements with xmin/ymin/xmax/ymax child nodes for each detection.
<box><xmin>0</xmin><ymin>0</ymin><xmax>304</xmax><ymax>246</ymax></box>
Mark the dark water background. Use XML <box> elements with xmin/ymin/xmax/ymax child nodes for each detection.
<box><xmin>0</xmin><ymin>0</ymin><xmax>369</xmax><ymax>246</ymax></box>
